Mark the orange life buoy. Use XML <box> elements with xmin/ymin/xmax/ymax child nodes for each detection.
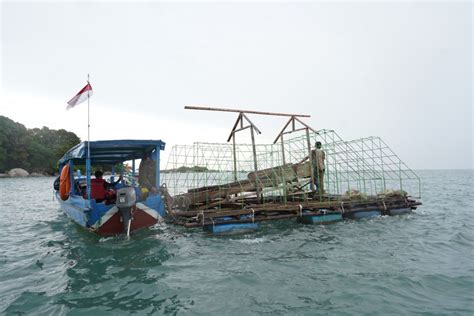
<box><xmin>59</xmin><ymin>164</ymin><xmax>71</xmax><ymax>201</ymax></box>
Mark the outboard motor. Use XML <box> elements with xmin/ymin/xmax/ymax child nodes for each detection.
<box><xmin>116</xmin><ymin>187</ymin><xmax>137</xmax><ymax>237</ymax></box>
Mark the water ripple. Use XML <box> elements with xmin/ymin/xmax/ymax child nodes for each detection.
<box><xmin>0</xmin><ymin>172</ymin><xmax>473</xmax><ymax>314</ymax></box>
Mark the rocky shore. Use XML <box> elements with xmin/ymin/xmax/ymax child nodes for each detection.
<box><xmin>0</xmin><ymin>168</ymin><xmax>53</xmax><ymax>178</ymax></box>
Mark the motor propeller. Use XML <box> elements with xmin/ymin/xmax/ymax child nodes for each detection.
<box><xmin>116</xmin><ymin>187</ymin><xmax>137</xmax><ymax>238</ymax></box>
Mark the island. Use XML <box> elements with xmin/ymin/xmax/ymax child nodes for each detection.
<box><xmin>0</xmin><ymin>116</ymin><xmax>80</xmax><ymax>177</ymax></box>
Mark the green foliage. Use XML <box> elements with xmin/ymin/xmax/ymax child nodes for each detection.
<box><xmin>162</xmin><ymin>165</ymin><xmax>210</xmax><ymax>173</ymax></box>
<box><xmin>0</xmin><ymin>116</ymin><xmax>80</xmax><ymax>174</ymax></box>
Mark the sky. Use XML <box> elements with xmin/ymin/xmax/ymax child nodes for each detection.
<box><xmin>1</xmin><ymin>1</ymin><xmax>472</xmax><ymax>169</ymax></box>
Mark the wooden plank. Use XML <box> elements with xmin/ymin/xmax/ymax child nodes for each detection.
<box><xmin>185</xmin><ymin>105</ymin><xmax>310</xmax><ymax>118</ymax></box>
<box><xmin>172</xmin><ymin>194</ymin><xmax>419</xmax><ymax>227</ymax></box>
<box><xmin>247</xmin><ymin>163</ymin><xmax>297</xmax><ymax>182</ymax></box>
<box><xmin>226</xmin><ymin>113</ymin><xmax>243</xmax><ymax>142</ymax></box>
<box><xmin>242</xmin><ymin>113</ymin><xmax>262</xmax><ymax>135</ymax></box>
<box><xmin>273</xmin><ymin>116</ymin><xmax>293</xmax><ymax>144</ymax></box>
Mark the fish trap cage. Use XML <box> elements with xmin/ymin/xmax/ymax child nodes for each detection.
<box><xmin>161</xmin><ymin>129</ymin><xmax>421</xmax><ymax>212</ymax></box>
<box><xmin>288</xmin><ymin>130</ymin><xmax>421</xmax><ymax>199</ymax></box>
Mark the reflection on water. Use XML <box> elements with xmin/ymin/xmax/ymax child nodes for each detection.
<box><xmin>0</xmin><ymin>171</ymin><xmax>473</xmax><ymax>315</ymax></box>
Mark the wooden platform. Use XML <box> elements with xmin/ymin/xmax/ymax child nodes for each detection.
<box><xmin>163</xmin><ymin>189</ymin><xmax>421</xmax><ymax>229</ymax></box>
<box><xmin>160</xmin><ymin>162</ymin><xmax>421</xmax><ymax>231</ymax></box>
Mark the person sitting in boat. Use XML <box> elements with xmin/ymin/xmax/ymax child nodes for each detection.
<box><xmin>138</xmin><ymin>153</ymin><xmax>157</xmax><ymax>199</ymax></box>
<box><xmin>91</xmin><ymin>170</ymin><xmax>122</xmax><ymax>203</ymax></box>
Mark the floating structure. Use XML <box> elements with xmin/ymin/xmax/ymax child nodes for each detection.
<box><xmin>54</xmin><ymin>107</ymin><xmax>421</xmax><ymax>236</ymax></box>
<box><xmin>161</xmin><ymin>106</ymin><xmax>421</xmax><ymax>233</ymax></box>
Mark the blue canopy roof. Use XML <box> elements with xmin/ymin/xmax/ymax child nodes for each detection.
<box><xmin>58</xmin><ymin>139</ymin><xmax>166</xmax><ymax>167</ymax></box>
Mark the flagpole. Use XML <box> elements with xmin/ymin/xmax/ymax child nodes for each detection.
<box><xmin>87</xmin><ymin>73</ymin><xmax>90</xmax><ymax>155</ymax></box>
<box><xmin>67</xmin><ymin>76</ymin><xmax>93</xmax><ymax>200</ymax></box>
<box><xmin>87</xmin><ymin>73</ymin><xmax>91</xmax><ymax>200</ymax></box>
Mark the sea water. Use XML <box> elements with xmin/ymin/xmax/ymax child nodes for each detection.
<box><xmin>0</xmin><ymin>170</ymin><xmax>473</xmax><ymax>315</ymax></box>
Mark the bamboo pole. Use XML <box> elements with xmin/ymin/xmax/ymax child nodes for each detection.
<box><xmin>185</xmin><ymin>105</ymin><xmax>310</xmax><ymax>118</ymax></box>
<box><xmin>306</xmin><ymin>128</ymin><xmax>315</xmax><ymax>192</ymax></box>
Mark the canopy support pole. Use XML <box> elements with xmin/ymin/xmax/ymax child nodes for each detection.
<box><xmin>155</xmin><ymin>145</ymin><xmax>161</xmax><ymax>189</ymax></box>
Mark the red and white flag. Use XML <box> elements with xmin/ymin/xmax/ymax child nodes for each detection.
<box><xmin>67</xmin><ymin>83</ymin><xmax>93</xmax><ymax>110</ymax></box>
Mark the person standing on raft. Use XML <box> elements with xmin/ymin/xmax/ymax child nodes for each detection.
<box><xmin>311</xmin><ymin>141</ymin><xmax>326</xmax><ymax>194</ymax></box>
<box><xmin>300</xmin><ymin>141</ymin><xmax>326</xmax><ymax>193</ymax></box>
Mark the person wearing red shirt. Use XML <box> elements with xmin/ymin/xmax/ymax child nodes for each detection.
<box><xmin>91</xmin><ymin>170</ymin><xmax>122</xmax><ymax>203</ymax></box>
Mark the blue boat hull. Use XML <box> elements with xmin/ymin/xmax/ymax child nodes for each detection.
<box><xmin>57</xmin><ymin>194</ymin><xmax>90</xmax><ymax>228</ymax></box>
<box><xmin>56</xmin><ymin>192</ymin><xmax>165</xmax><ymax>235</ymax></box>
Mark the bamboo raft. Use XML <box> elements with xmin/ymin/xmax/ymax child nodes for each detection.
<box><xmin>160</xmin><ymin>162</ymin><xmax>421</xmax><ymax>231</ymax></box>
<box><xmin>160</xmin><ymin>106</ymin><xmax>422</xmax><ymax>232</ymax></box>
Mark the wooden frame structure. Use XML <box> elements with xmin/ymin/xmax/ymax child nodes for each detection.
<box><xmin>273</xmin><ymin>116</ymin><xmax>320</xmax><ymax>192</ymax></box>
<box><xmin>185</xmin><ymin>105</ymin><xmax>315</xmax><ymax>199</ymax></box>
<box><xmin>162</xmin><ymin>110</ymin><xmax>422</xmax><ymax>232</ymax></box>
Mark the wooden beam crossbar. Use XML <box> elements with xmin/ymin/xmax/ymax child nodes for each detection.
<box><xmin>226</xmin><ymin>113</ymin><xmax>261</xmax><ymax>142</ymax></box>
<box><xmin>273</xmin><ymin>116</ymin><xmax>318</xmax><ymax>144</ymax></box>
<box><xmin>185</xmin><ymin>105</ymin><xmax>310</xmax><ymax>118</ymax></box>
<box><xmin>282</xmin><ymin>127</ymin><xmax>307</xmax><ymax>136</ymax></box>
<box><xmin>227</xmin><ymin>113</ymin><xmax>243</xmax><ymax>142</ymax></box>
<box><xmin>294</xmin><ymin>116</ymin><xmax>318</xmax><ymax>134</ymax></box>
<box><xmin>232</xmin><ymin>125</ymin><xmax>251</xmax><ymax>134</ymax></box>
<box><xmin>273</xmin><ymin>117</ymin><xmax>294</xmax><ymax>144</ymax></box>
<box><xmin>242</xmin><ymin>113</ymin><xmax>262</xmax><ymax>134</ymax></box>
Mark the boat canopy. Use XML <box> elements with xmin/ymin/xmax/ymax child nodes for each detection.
<box><xmin>58</xmin><ymin>140</ymin><xmax>166</xmax><ymax>167</ymax></box>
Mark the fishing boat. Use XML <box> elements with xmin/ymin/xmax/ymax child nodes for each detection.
<box><xmin>54</xmin><ymin>140</ymin><xmax>166</xmax><ymax>236</ymax></box>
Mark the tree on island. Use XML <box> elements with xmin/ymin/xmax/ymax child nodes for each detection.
<box><xmin>0</xmin><ymin>116</ymin><xmax>80</xmax><ymax>175</ymax></box>
<box><xmin>162</xmin><ymin>166</ymin><xmax>211</xmax><ymax>173</ymax></box>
